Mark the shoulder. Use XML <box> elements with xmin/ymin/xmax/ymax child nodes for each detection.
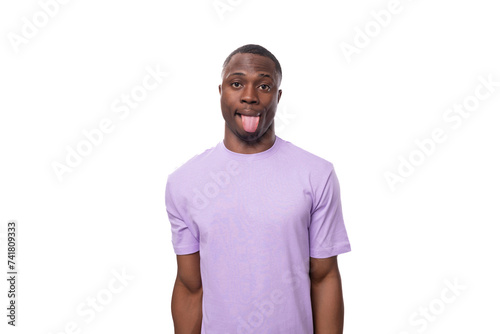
<box><xmin>166</xmin><ymin>142</ymin><xmax>219</xmax><ymax>188</ymax></box>
<box><xmin>278</xmin><ymin>137</ymin><xmax>334</xmax><ymax>173</ymax></box>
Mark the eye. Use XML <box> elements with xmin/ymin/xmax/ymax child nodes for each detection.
<box><xmin>259</xmin><ymin>84</ymin><xmax>271</xmax><ymax>91</ymax></box>
<box><xmin>231</xmin><ymin>82</ymin><xmax>242</xmax><ymax>88</ymax></box>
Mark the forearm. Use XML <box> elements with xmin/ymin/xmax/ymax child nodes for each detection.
<box><xmin>310</xmin><ymin>274</ymin><xmax>344</xmax><ymax>334</ymax></box>
<box><xmin>171</xmin><ymin>278</ymin><xmax>203</xmax><ymax>334</ymax></box>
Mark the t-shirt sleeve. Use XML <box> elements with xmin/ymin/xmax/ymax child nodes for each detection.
<box><xmin>165</xmin><ymin>177</ymin><xmax>200</xmax><ymax>255</ymax></box>
<box><xmin>309</xmin><ymin>163</ymin><xmax>351</xmax><ymax>258</ymax></box>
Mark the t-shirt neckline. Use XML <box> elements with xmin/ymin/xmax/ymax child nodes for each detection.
<box><xmin>218</xmin><ymin>135</ymin><xmax>282</xmax><ymax>161</ymax></box>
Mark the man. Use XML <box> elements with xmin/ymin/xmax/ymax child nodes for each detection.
<box><xmin>165</xmin><ymin>44</ymin><xmax>351</xmax><ymax>333</ymax></box>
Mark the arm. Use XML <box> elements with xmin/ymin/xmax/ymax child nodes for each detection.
<box><xmin>310</xmin><ymin>255</ymin><xmax>344</xmax><ymax>334</ymax></box>
<box><xmin>171</xmin><ymin>251</ymin><xmax>203</xmax><ymax>334</ymax></box>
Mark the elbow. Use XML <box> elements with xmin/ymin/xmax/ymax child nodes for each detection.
<box><xmin>175</xmin><ymin>275</ymin><xmax>203</xmax><ymax>294</ymax></box>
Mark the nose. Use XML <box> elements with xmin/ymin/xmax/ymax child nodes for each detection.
<box><xmin>241</xmin><ymin>86</ymin><xmax>258</xmax><ymax>105</ymax></box>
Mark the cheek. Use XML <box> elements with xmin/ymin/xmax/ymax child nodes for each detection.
<box><xmin>221</xmin><ymin>93</ymin><xmax>238</xmax><ymax>108</ymax></box>
<box><xmin>221</xmin><ymin>97</ymin><xmax>237</xmax><ymax>118</ymax></box>
<box><xmin>264</xmin><ymin>97</ymin><xmax>279</xmax><ymax>111</ymax></box>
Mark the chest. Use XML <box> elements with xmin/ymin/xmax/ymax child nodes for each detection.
<box><xmin>188</xmin><ymin>166</ymin><xmax>313</xmax><ymax>246</ymax></box>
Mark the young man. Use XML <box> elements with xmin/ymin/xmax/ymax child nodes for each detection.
<box><xmin>165</xmin><ymin>44</ymin><xmax>351</xmax><ymax>334</ymax></box>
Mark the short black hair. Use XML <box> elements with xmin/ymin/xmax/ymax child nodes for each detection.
<box><xmin>222</xmin><ymin>44</ymin><xmax>282</xmax><ymax>83</ymax></box>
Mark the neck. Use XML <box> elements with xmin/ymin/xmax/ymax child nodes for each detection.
<box><xmin>223</xmin><ymin>123</ymin><xmax>276</xmax><ymax>154</ymax></box>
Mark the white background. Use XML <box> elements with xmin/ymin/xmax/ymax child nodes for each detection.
<box><xmin>1</xmin><ymin>0</ymin><xmax>499</xmax><ymax>333</ymax></box>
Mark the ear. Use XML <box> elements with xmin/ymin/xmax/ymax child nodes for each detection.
<box><xmin>277</xmin><ymin>89</ymin><xmax>282</xmax><ymax>103</ymax></box>
<box><xmin>218</xmin><ymin>84</ymin><xmax>222</xmax><ymax>95</ymax></box>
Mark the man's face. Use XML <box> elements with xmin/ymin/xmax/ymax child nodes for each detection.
<box><xmin>219</xmin><ymin>53</ymin><xmax>282</xmax><ymax>142</ymax></box>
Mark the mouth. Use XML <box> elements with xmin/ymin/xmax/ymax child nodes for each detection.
<box><xmin>235</xmin><ymin>111</ymin><xmax>261</xmax><ymax>133</ymax></box>
<box><xmin>235</xmin><ymin>110</ymin><xmax>261</xmax><ymax>117</ymax></box>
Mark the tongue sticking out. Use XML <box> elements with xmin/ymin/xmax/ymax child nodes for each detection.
<box><xmin>241</xmin><ymin>115</ymin><xmax>260</xmax><ymax>132</ymax></box>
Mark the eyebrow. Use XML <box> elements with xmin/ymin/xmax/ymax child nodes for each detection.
<box><xmin>228</xmin><ymin>72</ymin><xmax>272</xmax><ymax>79</ymax></box>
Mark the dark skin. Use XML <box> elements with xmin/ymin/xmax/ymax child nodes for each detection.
<box><xmin>310</xmin><ymin>255</ymin><xmax>345</xmax><ymax>334</ymax></box>
<box><xmin>218</xmin><ymin>53</ymin><xmax>282</xmax><ymax>154</ymax></box>
<box><xmin>172</xmin><ymin>52</ymin><xmax>345</xmax><ymax>334</ymax></box>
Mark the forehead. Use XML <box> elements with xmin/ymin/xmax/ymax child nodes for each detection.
<box><xmin>223</xmin><ymin>53</ymin><xmax>278</xmax><ymax>80</ymax></box>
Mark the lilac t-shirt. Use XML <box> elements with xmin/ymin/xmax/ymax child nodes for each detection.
<box><xmin>165</xmin><ymin>135</ymin><xmax>351</xmax><ymax>334</ymax></box>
